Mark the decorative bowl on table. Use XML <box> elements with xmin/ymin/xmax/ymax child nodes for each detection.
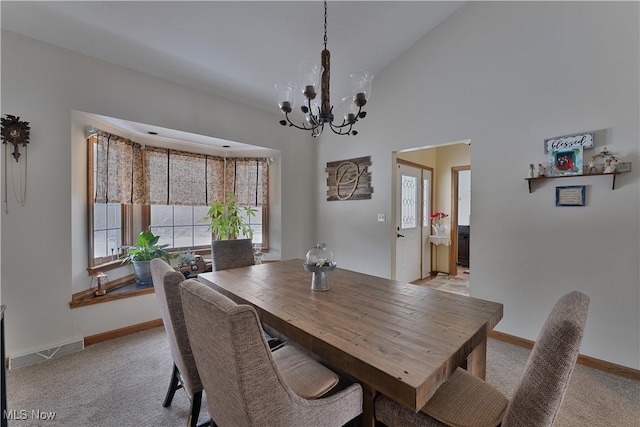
<box><xmin>304</xmin><ymin>243</ymin><xmax>337</xmax><ymax>291</ymax></box>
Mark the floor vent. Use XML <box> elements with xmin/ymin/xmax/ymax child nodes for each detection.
<box><xmin>9</xmin><ymin>340</ymin><xmax>84</xmax><ymax>369</ymax></box>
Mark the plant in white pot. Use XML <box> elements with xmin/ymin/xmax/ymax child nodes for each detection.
<box><xmin>206</xmin><ymin>192</ymin><xmax>258</xmax><ymax>269</ymax></box>
<box><xmin>121</xmin><ymin>229</ymin><xmax>172</xmax><ymax>285</ymax></box>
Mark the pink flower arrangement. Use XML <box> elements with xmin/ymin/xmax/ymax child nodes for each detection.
<box><xmin>429</xmin><ymin>212</ymin><xmax>449</xmax><ymax>236</ymax></box>
<box><xmin>429</xmin><ymin>212</ymin><xmax>449</xmax><ymax>223</ymax></box>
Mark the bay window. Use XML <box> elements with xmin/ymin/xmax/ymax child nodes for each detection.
<box><xmin>87</xmin><ymin>132</ymin><xmax>269</xmax><ymax>271</ymax></box>
<box><xmin>92</xmin><ymin>202</ymin><xmax>124</xmax><ymax>264</ymax></box>
<box><xmin>149</xmin><ymin>204</ymin><xmax>211</xmax><ymax>249</ymax></box>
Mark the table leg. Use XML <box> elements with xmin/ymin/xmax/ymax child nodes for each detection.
<box><xmin>361</xmin><ymin>383</ymin><xmax>378</xmax><ymax>427</ymax></box>
<box><xmin>466</xmin><ymin>338</ymin><xmax>487</xmax><ymax>380</ymax></box>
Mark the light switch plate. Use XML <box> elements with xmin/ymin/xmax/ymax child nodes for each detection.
<box><xmin>377</xmin><ymin>214</ymin><xmax>386</xmax><ymax>222</ymax></box>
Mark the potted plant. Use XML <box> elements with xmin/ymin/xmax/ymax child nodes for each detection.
<box><xmin>176</xmin><ymin>250</ymin><xmax>196</xmax><ymax>269</ymax></box>
<box><xmin>122</xmin><ymin>229</ymin><xmax>172</xmax><ymax>285</ymax></box>
<box><xmin>206</xmin><ymin>192</ymin><xmax>258</xmax><ymax>268</ymax></box>
<box><xmin>206</xmin><ymin>192</ymin><xmax>257</xmax><ymax>241</ymax></box>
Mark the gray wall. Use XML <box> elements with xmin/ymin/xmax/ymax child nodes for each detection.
<box><xmin>1</xmin><ymin>29</ymin><xmax>316</xmax><ymax>356</ymax></box>
<box><xmin>1</xmin><ymin>1</ymin><xmax>639</xmax><ymax>371</ymax></box>
<box><xmin>316</xmin><ymin>2</ymin><xmax>639</xmax><ymax>369</ymax></box>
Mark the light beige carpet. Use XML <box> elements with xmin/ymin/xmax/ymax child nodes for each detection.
<box><xmin>6</xmin><ymin>327</ymin><xmax>640</xmax><ymax>426</ymax></box>
<box><xmin>487</xmin><ymin>339</ymin><xmax>640</xmax><ymax>427</ymax></box>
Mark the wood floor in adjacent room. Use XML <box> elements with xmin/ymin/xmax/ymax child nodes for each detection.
<box><xmin>412</xmin><ymin>266</ymin><xmax>470</xmax><ymax>296</ymax></box>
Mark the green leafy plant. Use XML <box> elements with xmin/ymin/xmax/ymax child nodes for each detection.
<box><xmin>206</xmin><ymin>192</ymin><xmax>257</xmax><ymax>240</ymax></box>
<box><xmin>121</xmin><ymin>229</ymin><xmax>172</xmax><ymax>263</ymax></box>
<box><xmin>177</xmin><ymin>251</ymin><xmax>196</xmax><ymax>267</ymax></box>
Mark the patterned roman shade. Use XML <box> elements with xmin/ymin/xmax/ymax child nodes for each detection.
<box><xmin>206</xmin><ymin>156</ymin><xmax>226</xmax><ymax>205</ymax></box>
<box><xmin>93</xmin><ymin>133</ymin><xmax>145</xmax><ymax>204</ymax></box>
<box><xmin>144</xmin><ymin>146</ymin><xmax>169</xmax><ymax>205</ymax></box>
<box><xmin>91</xmin><ymin>132</ymin><xmax>268</xmax><ymax>207</ymax></box>
<box><xmin>225</xmin><ymin>157</ymin><xmax>269</xmax><ymax>206</ymax></box>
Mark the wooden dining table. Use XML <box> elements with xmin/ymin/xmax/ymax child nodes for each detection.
<box><xmin>198</xmin><ymin>259</ymin><xmax>503</xmax><ymax>427</ymax></box>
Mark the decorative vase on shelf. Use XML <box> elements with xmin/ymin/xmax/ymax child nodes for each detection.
<box><xmin>432</xmin><ymin>224</ymin><xmax>447</xmax><ymax>237</ymax></box>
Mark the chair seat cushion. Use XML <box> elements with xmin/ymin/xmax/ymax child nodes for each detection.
<box><xmin>376</xmin><ymin>395</ymin><xmax>448</xmax><ymax>427</ymax></box>
<box><xmin>272</xmin><ymin>345</ymin><xmax>339</xmax><ymax>399</ymax></box>
<box><xmin>421</xmin><ymin>368</ymin><xmax>508</xmax><ymax>427</ymax></box>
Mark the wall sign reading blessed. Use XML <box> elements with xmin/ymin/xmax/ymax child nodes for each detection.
<box><xmin>544</xmin><ymin>132</ymin><xmax>594</xmax><ymax>154</ymax></box>
<box><xmin>326</xmin><ymin>156</ymin><xmax>373</xmax><ymax>201</ymax></box>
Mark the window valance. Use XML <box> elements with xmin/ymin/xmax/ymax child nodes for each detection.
<box><xmin>91</xmin><ymin>132</ymin><xmax>268</xmax><ymax>207</ymax></box>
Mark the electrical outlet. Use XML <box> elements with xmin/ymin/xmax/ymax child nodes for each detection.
<box><xmin>377</xmin><ymin>214</ymin><xmax>386</xmax><ymax>222</ymax></box>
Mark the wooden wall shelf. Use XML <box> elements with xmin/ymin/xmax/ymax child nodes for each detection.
<box><xmin>525</xmin><ymin>170</ymin><xmax>630</xmax><ymax>193</ymax></box>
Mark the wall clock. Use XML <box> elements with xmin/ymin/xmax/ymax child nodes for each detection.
<box><xmin>1</xmin><ymin>114</ymin><xmax>30</xmax><ymax>162</ymax></box>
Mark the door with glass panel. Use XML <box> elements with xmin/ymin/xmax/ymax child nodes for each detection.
<box><xmin>396</xmin><ymin>163</ymin><xmax>426</xmax><ymax>283</ymax></box>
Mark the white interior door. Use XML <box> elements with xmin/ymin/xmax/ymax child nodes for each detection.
<box><xmin>395</xmin><ymin>163</ymin><xmax>423</xmax><ymax>283</ymax></box>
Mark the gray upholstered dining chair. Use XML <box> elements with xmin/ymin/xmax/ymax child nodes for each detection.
<box><xmin>210</xmin><ymin>238</ymin><xmax>283</xmax><ymax>348</ymax></box>
<box><xmin>150</xmin><ymin>258</ymin><xmax>206</xmax><ymax>427</ymax></box>
<box><xmin>180</xmin><ymin>278</ymin><xmax>364</xmax><ymax>427</ymax></box>
<box><xmin>210</xmin><ymin>238</ymin><xmax>255</xmax><ymax>271</ymax></box>
<box><xmin>376</xmin><ymin>290</ymin><xmax>590</xmax><ymax>427</ymax></box>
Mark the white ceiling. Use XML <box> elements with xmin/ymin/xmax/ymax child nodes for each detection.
<box><xmin>1</xmin><ymin>1</ymin><xmax>464</xmax><ymax>148</ymax></box>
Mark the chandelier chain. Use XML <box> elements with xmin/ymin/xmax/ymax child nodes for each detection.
<box><xmin>323</xmin><ymin>0</ymin><xmax>328</xmax><ymax>50</ymax></box>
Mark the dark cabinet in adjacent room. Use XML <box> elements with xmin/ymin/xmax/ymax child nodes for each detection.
<box><xmin>458</xmin><ymin>226</ymin><xmax>470</xmax><ymax>267</ymax></box>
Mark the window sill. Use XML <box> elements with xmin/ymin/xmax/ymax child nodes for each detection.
<box><xmin>87</xmin><ymin>259</ymin><xmax>127</xmax><ymax>276</ymax></box>
<box><xmin>75</xmin><ymin>258</ymin><xmax>275</xmax><ymax>309</ymax></box>
<box><xmin>87</xmin><ymin>248</ymin><xmax>209</xmax><ymax>275</ymax></box>
<box><xmin>73</xmin><ymin>260</ymin><xmax>214</xmax><ymax>309</ymax></box>
<box><xmin>70</xmin><ymin>274</ymin><xmax>155</xmax><ymax>308</ymax></box>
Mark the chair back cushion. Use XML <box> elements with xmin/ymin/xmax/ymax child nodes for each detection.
<box><xmin>502</xmin><ymin>290</ymin><xmax>589</xmax><ymax>427</ymax></box>
<box><xmin>150</xmin><ymin>258</ymin><xmax>202</xmax><ymax>395</ymax></box>
<box><xmin>181</xmin><ymin>279</ymin><xmax>294</xmax><ymax>426</ymax></box>
<box><xmin>211</xmin><ymin>238</ymin><xmax>255</xmax><ymax>271</ymax></box>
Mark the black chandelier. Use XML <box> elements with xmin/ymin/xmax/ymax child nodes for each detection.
<box><xmin>275</xmin><ymin>1</ymin><xmax>373</xmax><ymax>137</ymax></box>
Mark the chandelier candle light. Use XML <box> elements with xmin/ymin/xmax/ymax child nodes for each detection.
<box><xmin>275</xmin><ymin>1</ymin><xmax>373</xmax><ymax>137</ymax></box>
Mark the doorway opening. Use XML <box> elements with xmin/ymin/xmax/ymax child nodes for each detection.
<box><xmin>449</xmin><ymin>166</ymin><xmax>471</xmax><ymax>276</ymax></box>
<box><xmin>391</xmin><ymin>141</ymin><xmax>470</xmax><ymax>295</ymax></box>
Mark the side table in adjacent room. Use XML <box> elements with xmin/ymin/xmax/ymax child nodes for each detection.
<box><xmin>429</xmin><ymin>235</ymin><xmax>451</xmax><ymax>277</ymax></box>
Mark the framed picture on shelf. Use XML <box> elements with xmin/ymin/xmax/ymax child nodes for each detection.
<box><xmin>548</xmin><ymin>145</ymin><xmax>583</xmax><ymax>176</ymax></box>
<box><xmin>556</xmin><ymin>185</ymin><xmax>586</xmax><ymax>207</ymax></box>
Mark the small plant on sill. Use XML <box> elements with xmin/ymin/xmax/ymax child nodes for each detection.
<box><xmin>121</xmin><ymin>229</ymin><xmax>173</xmax><ymax>285</ymax></box>
<box><xmin>121</xmin><ymin>229</ymin><xmax>172</xmax><ymax>264</ymax></box>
